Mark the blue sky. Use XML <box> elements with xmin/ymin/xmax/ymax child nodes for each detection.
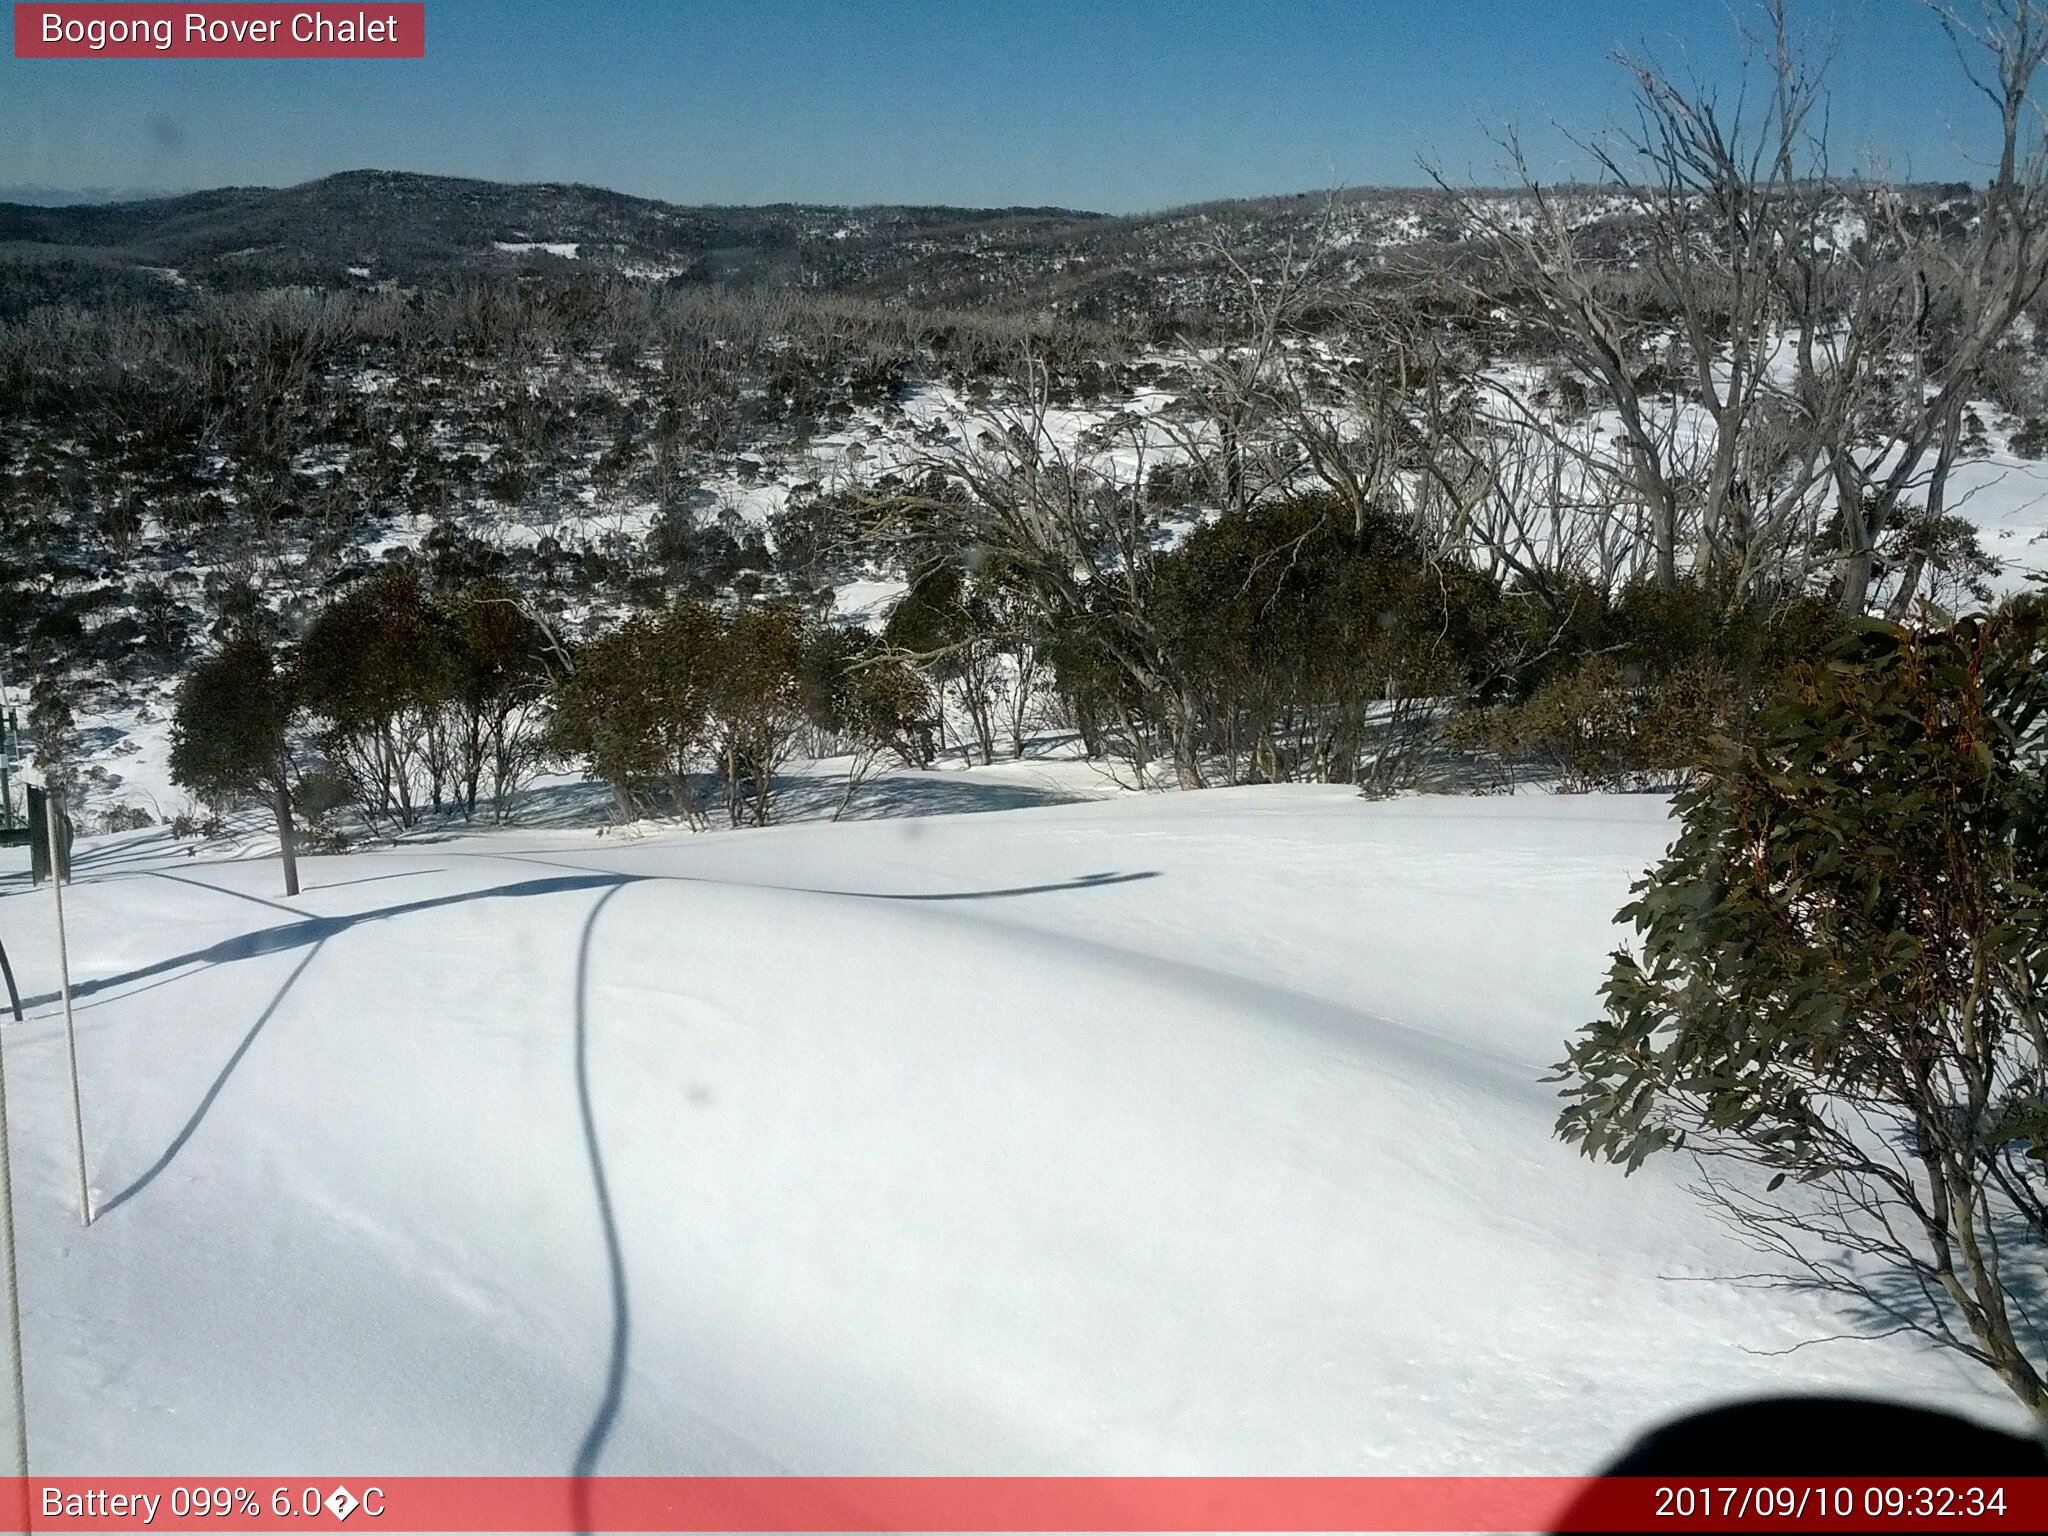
<box><xmin>0</xmin><ymin>1</ymin><xmax>2005</xmax><ymax>211</ymax></box>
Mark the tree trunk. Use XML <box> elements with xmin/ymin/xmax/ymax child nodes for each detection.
<box><xmin>1653</xmin><ymin>495</ymin><xmax>1678</xmax><ymax>591</ymax></box>
<box><xmin>272</xmin><ymin>778</ymin><xmax>300</xmax><ymax>898</ymax></box>
<box><xmin>1115</xmin><ymin>704</ymin><xmax>1149</xmax><ymax>785</ymax></box>
<box><xmin>752</xmin><ymin>745</ymin><xmax>773</xmax><ymax>826</ymax></box>
<box><xmin>1070</xmin><ymin>694</ymin><xmax>1103</xmax><ymax>759</ymax></box>
<box><xmin>1170</xmin><ymin>689</ymin><xmax>1207</xmax><ymax>790</ymax></box>
<box><xmin>1834</xmin><ymin>460</ymin><xmax>1878</xmax><ymax>615</ymax></box>
<box><xmin>1838</xmin><ymin>544</ymin><xmax>1877</xmax><ymax>616</ymax></box>
<box><xmin>1883</xmin><ymin>549</ymin><xmax>1928</xmax><ymax>624</ymax></box>
<box><xmin>1883</xmin><ymin>407</ymin><xmax>1963</xmax><ymax>624</ymax></box>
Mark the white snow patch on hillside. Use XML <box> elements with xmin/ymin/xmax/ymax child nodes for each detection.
<box><xmin>494</xmin><ymin>242</ymin><xmax>582</xmax><ymax>259</ymax></box>
<box><xmin>1950</xmin><ymin>442</ymin><xmax>2048</xmax><ymax>595</ymax></box>
<box><xmin>831</xmin><ymin>578</ymin><xmax>909</xmax><ymax>630</ymax></box>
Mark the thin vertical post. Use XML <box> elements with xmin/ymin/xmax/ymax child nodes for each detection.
<box><xmin>44</xmin><ymin>789</ymin><xmax>88</xmax><ymax>1227</ymax></box>
<box><xmin>0</xmin><ymin>1012</ymin><xmax>29</xmax><ymax>1478</ymax></box>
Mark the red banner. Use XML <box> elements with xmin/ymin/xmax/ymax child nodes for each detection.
<box><xmin>13</xmin><ymin>4</ymin><xmax>423</xmax><ymax>58</ymax></box>
<box><xmin>3</xmin><ymin>1477</ymin><xmax>2046</xmax><ymax>1532</ymax></box>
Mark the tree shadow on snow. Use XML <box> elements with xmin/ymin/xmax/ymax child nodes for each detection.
<box><xmin>379</xmin><ymin>769</ymin><xmax>1084</xmax><ymax>844</ymax></box>
<box><xmin>94</xmin><ymin>937</ymin><xmax>330</xmax><ymax>1218</ymax></box>
<box><xmin>783</xmin><ymin>771</ymin><xmax>1083</xmax><ymax>823</ymax></box>
<box><xmin>8</xmin><ymin>872</ymin><xmax>638</xmax><ymax>1013</ymax></box>
<box><xmin>482</xmin><ymin>848</ymin><xmax>1159</xmax><ymax>906</ymax></box>
<box><xmin>1807</xmin><ymin>1204</ymin><xmax>2048</xmax><ymax>1377</ymax></box>
<box><xmin>71</xmin><ymin>873</ymin><xmax>643</xmax><ymax>1223</ymax></box>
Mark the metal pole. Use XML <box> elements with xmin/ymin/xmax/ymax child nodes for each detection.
<box><xmin>45</xmin><ymin>789</ymin><xmax>89</xmax><ymax>1227</ymax></box>
<box><xmin>0</xmin><ymin>684</ymin><xmax>11</xmax><ymax>832</ymax></box>
<box><xmin>0</xmin><ymin>1010</ymin><xmax>30</xmax><ymax>1478</ymax></box>
<box><xmin>0</xmin><ymin>940</ymin><xmax>20</xmax><ymax>1023</ymax></box>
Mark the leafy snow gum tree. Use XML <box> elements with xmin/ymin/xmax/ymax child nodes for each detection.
<box><xmin>169</xmin><ymin>630</ymin><xmax>302</xmax><ymax>897</ymax></box>
<box><xmin>1558</xmin><ymin>597</ymin><xmax>2048</xmax><ymax>1418</ymax></box>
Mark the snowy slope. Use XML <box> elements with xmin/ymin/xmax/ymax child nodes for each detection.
<box><xmin>1952</xmin><ymin>432</ymin><xmax>2048</xmax><ymax>596</ymax></box>
<box><xmin>0</xmin><ymin>788</ymin><xmax>2023</xmax><ymax>1480</ymax></box>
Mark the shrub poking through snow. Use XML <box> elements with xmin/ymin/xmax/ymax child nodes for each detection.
<box><xmin>1557</xmin><ymin>595</ymin><xmax>2048</xmax><ymax>1419</ymax></box>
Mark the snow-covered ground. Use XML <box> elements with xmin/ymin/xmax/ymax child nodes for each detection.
<box><xmin>1952</xmin><ymin>429</ymin><xmax>2048</xmax><ymax>596</ymax></box>
<box><xmin>0</xmin><ymin>786</ymin><xmax>2022</xmax><ymax>1478</ymax></box>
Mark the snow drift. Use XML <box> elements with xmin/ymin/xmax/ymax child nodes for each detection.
<box><xmin>0</xmin><ymin>787</ymin><xmax>2021</xmax><ymax>1477</ymax></box>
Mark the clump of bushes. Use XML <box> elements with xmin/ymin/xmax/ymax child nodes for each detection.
<box><xmin>168</xmin><ymin>809</ymin><xmax>226</xmax><ymax>840</ymax></box>
<box><xmin>291</xmin><ymin>566</ymin><xmax>554</xmax><ymax>830</ymax></box>
<box><xmin>1149</xmin><ymin>497</ymin><xmax>1507</xmax><ymax>788</ymax></box>
<box><xmin>552</xmin><ymin>598</ymin><xmax>930</xmax><ymax>827</ymax></box>
<box><xmin>1450</xmin><ymin>656</ymin><xmax>1733</xmax><ymax>792</ymax></box>
<box><xmin>1447</xmin><ymin>584</ymin><xmax>1847</xmax><ymax>791</ymax></box>
<box><xmin>98</xmin><ymin>803</ymin><xmax>156</xmax><ymax>833</ymax></box>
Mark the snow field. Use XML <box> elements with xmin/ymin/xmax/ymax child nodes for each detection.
<box><xmin>0</xmin><ymin>788</ymin><xmax>2023</xmax><ymax>1479</ymax></box>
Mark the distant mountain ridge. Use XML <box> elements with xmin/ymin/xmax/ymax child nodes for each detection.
<box><xmin>0</xmin><ymin>183</ymin><xmax>199</xmax><ymax>206</ymax></box>
<box><xmin>0</xmin><ymin>167</ymin><xmax>1532</xmax><ymax>323</ymax></box>
<box><xmin>0</xmin><ymin>168</ymin><xmax>1108</xmax><ymax>287</ymax></box>
<box><xmin>0</xmin><ymin>167</ymin><xmax>1979</xmax><ymax>326</ymax></box>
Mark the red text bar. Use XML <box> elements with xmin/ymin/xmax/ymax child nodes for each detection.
<box><xmin>5</xmin><ymin>1477</ymin><xmax>2047</xmax><ymax>1532</ymax></box>
<box><xmin>13</xmin><ymin>4</ymin><xmax>424</xmax><ymax>58</ymax></box>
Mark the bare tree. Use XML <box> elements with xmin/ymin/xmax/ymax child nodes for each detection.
<box><xmin>1814</xmin><ymin>1</ymin><xmax>2048</xmax><ymax>611</ymax></box>
<box><xmin>1451</xmin><ymin>0</ymin><xmax>2048</xmax><ymax>612</ymax></box>
<box><xmin>863</xmin><ymin>358</ymin><xmax>1210</xmax><ymax>787</ymax></box>
<box><xmin>1440</xmin><ymin>4</ymin><xmax>1842</xmax><ymax>601</ymax></box>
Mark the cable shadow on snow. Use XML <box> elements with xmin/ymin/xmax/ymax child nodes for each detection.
<box><xmin>569</xmin><ymin>883</ymin><xmax>632</xmax><ymax>1521</ymax></box>
<box><xmin>8</xmin><ymin>872</ymin><xmax>638</xmax><ymax>1014</ymax></box>
<box><xmin>96</xmin><ymin>937</ymin><xmax>329</xmax><ymax>1219</ymax></box>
